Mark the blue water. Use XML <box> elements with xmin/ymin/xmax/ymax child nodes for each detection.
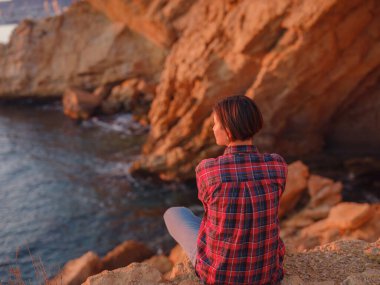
<box><xmin>0</xmin><ymin>102</ymin><xmax>199</xmax><ymax>283</ymax></box>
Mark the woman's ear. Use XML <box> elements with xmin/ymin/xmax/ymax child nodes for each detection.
<box><xmin>226</xmin><ymin>129</ymin><xmax>232</xmax><ymax>142</ymax></box>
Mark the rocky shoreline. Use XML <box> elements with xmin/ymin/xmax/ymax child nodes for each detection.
<box><xmin>55</xmin><ymin>238</ymin><xmax>380</xmax><ymax>285</ymax></box>
<box><xmin>46</xmin><ymin>238</ymin><xmax>380</xmax><ymax>285</ymax></box>
<box><xmin>1</xmin><ymin>1</ymin><xmax>379</xmax><ymax>283</ymax></box>
<box><xmin>44</xmin><ymin>160</ymin><xmax>380</xmax><ymax>285</ymax></box>
<box><xmin>1</xmin><ymin>0</ymin><xmax>380</xmax><ymax>181</ymax></box>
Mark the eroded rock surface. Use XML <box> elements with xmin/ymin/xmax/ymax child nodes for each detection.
<box><xmin>86</xmin><ymin>0</ymin><xmax>198</xmax><ymax>48</ymax></box>
<box><xmin>0</xmin><ymin>1</ymin><xmax>166</xmax><ymax>100</ymax></box>
<box><xmin>1</xmin><ymin>0</ymin><xmax>379</xmax><ymax>180</ymax></box>
<box><xmin>131</xmin><ymin>0</ymin><xmax>380</xmax><ymax>180</ymax></box>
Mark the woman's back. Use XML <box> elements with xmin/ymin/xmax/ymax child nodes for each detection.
<box><xmin>164</xmin><ymin>95</ymin><xmax>288</xmax><ymax>285</ymax></box>
<box><xmin>195</xmin><ymin>144</ymin><xmax>287</xmax><ymax>285</ymax></box>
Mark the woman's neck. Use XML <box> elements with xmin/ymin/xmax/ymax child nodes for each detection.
<box><xmin>228</xmin><ymin>139</ymin><xmax>253</xmax><ymax>147</ymax></box>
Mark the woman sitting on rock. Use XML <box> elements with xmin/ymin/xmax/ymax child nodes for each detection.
<box><xmin>164</xmin><ymin>95</ymin><xmax>288</xmax><ymax>285</ymax></box>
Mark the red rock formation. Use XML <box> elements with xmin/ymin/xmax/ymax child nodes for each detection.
<box><xmin>130</xmin><ymin>0</ymin><xmax>380</xmax><ymax>180</ymax></box>
<box><xmin>63</xmin><ymin>87</ymin><xmax>103</xmax><ymax>120</ymax></box>
<box><xmin>86</xmin><ymin>0</ymin><xmax>198</xmax><ymax>48</ymax></box>
<box><xmin>0</xmin><ymin>1</ymin><xmax>166</xmax><ymax>99</ymax></box>
<box><xmin>1</xmin><ymin>0</ymin><xmax>379</xmax><ymax>180</ymax></box>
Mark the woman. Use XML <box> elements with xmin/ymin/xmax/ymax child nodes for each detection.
<box><xmin>164</xmin><ymin>95</ymin><xmax>287</xmax><ymax>285</ymax></box>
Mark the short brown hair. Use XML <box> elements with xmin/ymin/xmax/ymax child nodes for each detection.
<box><xmin>213</xmin><ymin>95</ymin><xmax>263</xmax><ymax>141</ymax></box>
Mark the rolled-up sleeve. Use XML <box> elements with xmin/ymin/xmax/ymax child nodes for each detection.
<box><xmin>195</xmin><ymin>161</ymin><xmax>207</xmax><ymax>202</ymax></box>
<box><xmin>271</xmin><ymin>153</ymin><xmax>288</xmax><ymax>196</ymax></box>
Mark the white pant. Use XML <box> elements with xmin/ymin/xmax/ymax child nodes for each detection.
<box><xmin>163</xmin><ymin>206</ymin><xmax>202</xmax><ymax>266</ymax></box>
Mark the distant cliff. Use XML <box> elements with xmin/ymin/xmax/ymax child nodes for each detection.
<box><xmin>0</xmin><ymin>0</ymin><xmax>379</xmax><ymax>180</ymax></box>
<box><xmin>0</xmin><ymin>1</ymin><xmax>167</xmax><ymax>99</ymax></box>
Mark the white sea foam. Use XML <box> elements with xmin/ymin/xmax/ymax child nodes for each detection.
<box><xmin>0</xmin><ymin>24</ymin><xmax>16</xmax><ymax>44</ymax></box>
<box><xmin>83</xmin><ymin>113</ymin><xmax>149</xmax><ymax>135</ymax></box>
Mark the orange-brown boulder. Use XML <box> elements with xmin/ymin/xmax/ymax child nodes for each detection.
<box><xmin>63</xmin><ymin>87</ymin><xmax>102</xmax><ymax>120</ymax></box>
<box><xmin>308</xmin><ymin>175</ymin><xmax>334</xmax><ymax>198</ymax></box>
<box><xmin>327</xmin><ymin>202</ymin><xmax>374</xmax><ymax>230</ymax></box>
<box><xmin>168</xmin><ymin>244</ymin><xmax>188</xmax><ymax>265</ymax></box>
<box><xmin>294</xmin><ymin>203</ymin><xmax>380</xmax><ymax>250</ymax></box>
<box><xmin>164</xmin><ymin>255</ymin><xmax>199</xmax><ymax>284</ymax></box>
<box><xmin>101</xmin><ymin>240</ymin><xmax>154</xmax><ymax>271</ymax></box>
<box><xmin>48</xmin><ymin>251</ymin><xmax>102</xmax><ymax>285</ymax></box>
<box><xmin>100</xmin><ymin>79</ymin><xmax>156</xmax><ymax>122</ymax></box>
<box><xmin>280</xmin><ymin>174</ymin><xmax>344</xmax><ymax>243</ymax></box>
<box><xmin>279</xmin><ymin>160</ymin><xmax>309</xmax><ymax>218</ymax></box>
<box><xmin>348</xmin><ymin>204</ymin><xmax>380</xmax><ymax>242</ymax></box>
<box><xmin>308</xmin><ymin>181</ymin><xmax>343</xmax><ymax>209</ymax></box>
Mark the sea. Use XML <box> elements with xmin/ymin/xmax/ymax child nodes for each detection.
<box><xmin>0</xmin><ymin>101</ymin><xmax>199</xmax><ymax>283</ymax></box>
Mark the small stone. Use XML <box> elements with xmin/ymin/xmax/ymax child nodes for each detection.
<box><xmin>169</xmin><ymin>244</ymin><xmax>188</xmax><ymax>265</ymax></box>
<box><xmin>327</xmin><ymin>202</ymin><xmax>374</xmax><ymax>230</ymax></box>
<box><xmin>63</xmin><ymin>87</ymin><xmax>102</xmax><ymax>120</ymax></box>
<box><xmin>308</xmin><ymin>175</ymin><xmax>334</xmax><ymax>198</ymax></box>
<box><xmin>164</xmin><ymin>257</ymin><xmax>199</xmax><ymax>283</ymax></box>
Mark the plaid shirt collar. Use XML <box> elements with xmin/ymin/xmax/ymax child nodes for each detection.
<box><xmin>223</xmin><ymin>144</ymin><xmax>259</xmax><ymax>155</ymax></box>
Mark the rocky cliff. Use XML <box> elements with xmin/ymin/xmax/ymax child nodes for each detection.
<box><xmin>130</xmin><ymin>0</ymin><xmax>380</xmax><ymax>180</ymax></box>
<box><xmin>87</xmin><ymin>0</ymin><xmax>198</xmax><ymax>48</ymax></box>
<box><xmin>0</xmin><ymin>1</ymin><xmax>166</xmax><ymax>99</ymax></box>
<box><xmin>0</xmin><ymin>0</ymin><xmax>379</xmax><ymax>180</ymax></box>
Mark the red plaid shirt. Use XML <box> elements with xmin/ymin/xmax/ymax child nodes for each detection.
<box><xmin>194</xmin><ymin>145</ymin><xmax>287</xmax><ymax>285</ymax></box>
